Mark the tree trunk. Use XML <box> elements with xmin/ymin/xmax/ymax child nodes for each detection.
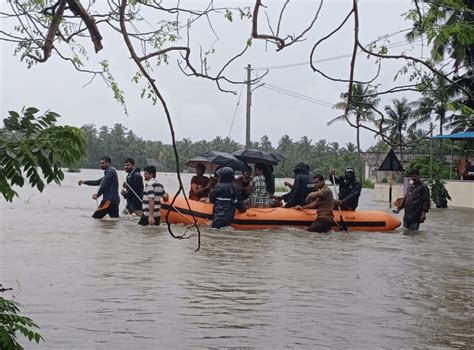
<box><xmin>356</xmin><ymin>115</ymin><xmax>361</xmax><ymax>154</ymax></box>
<box><xmin>440</xmin><ymin>114</ymin><xmax>444</xmax><ymax>163</ymax></box>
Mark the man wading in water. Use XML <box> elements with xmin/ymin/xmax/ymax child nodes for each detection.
<box><xmin>296</xmin><ymin>174</ymin><xmax>334</xmax><ymax>233</ymax></box>
<box><xmin>78</xmin><ymin>156</ymin><xmax>120</xmax><ymax>218</ymax></box>
<box><xmin>393</xmin><ymin>169</ymin><xmax>430</xmax><ymax>233</ymax></box>
<box><xmin>121</xmin><ymin>158</ymin><xmax>144</xmax><ymax>216</ymax></box>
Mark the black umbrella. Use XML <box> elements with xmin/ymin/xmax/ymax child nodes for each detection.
<box><xmin>232</xmin><ymin>149</ymin><xmax>286</xmax><ymax>166</ymax></box>
<box><xmin>185</xmin><ymin>151</ymin><xmax>248</xmax><ymax>171</ymax></box>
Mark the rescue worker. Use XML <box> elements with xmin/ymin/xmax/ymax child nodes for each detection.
<box><xmin>277</xmin><ymin>163</ymin><xmax>314</xmax><ymax>208</ymax></box>
<box><xmin>329</xmin><ymin>166</ymin><xmax>362</xmax><ymax>210</ymax></box>
<box><xmin>393</xmin><ymin>169</ymin><xmax>430</xmax><ymax>231</ymax></box>
<box><xmin>121</xmin><ymin>158</ymin><xmax>144</xmax><ymax>215</ymax></box>
<box><xmin>78</xmin><ymin>156</ymin><xmax>120</xmax><ymax>218</ymax></box>
<box><xmin>296</xmin><ymin>174</ymin><xmax>334</xmax><ymax>233</ymax></box>
<box><xmin>209</xmin><ymin>167</ymin><xmax>246</xmax><ymax>229</ymax></box>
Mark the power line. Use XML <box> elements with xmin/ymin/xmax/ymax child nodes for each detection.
<box><xmin>264</xmin><ymin>83</ymin><xmax>335</xmax><ymax>107</ymax></box>
<box><xmin>253</xmin><ymin>39</ymin><xmax>423</xmax><ymax>70</ymax></box>
<box><xmin>262</xmin><ymin>85</ymin><xmax>334</xmax><ymax>108</ymax></box>
<box><xmin>227</xmin><ymin>80</ymin><xmax>245</xmax><ymax>138</ymax></box>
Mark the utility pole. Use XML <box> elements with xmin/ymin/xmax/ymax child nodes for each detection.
<box><xmin>245</xmin><ymin>64</ymin><xmax>252</xmax><ymax>148</ymax></box>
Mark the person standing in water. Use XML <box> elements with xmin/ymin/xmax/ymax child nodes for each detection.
<box><xmin>209</xmin><ymin>167</ymin><xmax>246</xmax><ymax>229</ymax></box>
<box><xmin>393</xmin><ymin>169</ymin><xmax>430</xmax><ymax>232</ymax></box>
<box><xmin>121</xmin><ymin>158</ymin><xmax>144</xmax><ymax>216</ymax></box>
<box><xmin>296</xmin><ymin>174</ymin><xmax>334</xmax><ymax>233</ymax></box>
<box><xmin>139</xmin><ymin>165</ymin><xmax>169</xmax><ymax>226</ymax></box>
<box><xmin>78</xmin><ymin>156</ymin><xmax>120</xmax><ymax>218</ymax></box>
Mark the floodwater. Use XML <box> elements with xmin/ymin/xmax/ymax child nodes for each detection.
<box><xmin>1</xmin><ymin>169</ymin><xmax>473</xmax><ymax>349</ymax></box>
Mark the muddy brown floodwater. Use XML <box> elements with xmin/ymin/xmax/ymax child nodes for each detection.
<box><xmin>1</xmin><ymin>169</ymin><xmax>473</xmax><ymax>349</ymax></box>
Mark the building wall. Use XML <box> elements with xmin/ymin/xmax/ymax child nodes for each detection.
<box><xmin>373</xmin><ymin>183</ymin><xmax>404</xmax><ymax>205</ymax></box>
<box><xmin>445</xmin><ymin>181</ymin><xmax>474</xmax><ymax>208</ymax></box>
<box><xmin>374</xmin><ymin>180</ymin><xmax>474</xmax><ymax>209</ymax></box>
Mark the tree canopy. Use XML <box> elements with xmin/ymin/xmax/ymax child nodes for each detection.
<box><xmin>0</xmin><ymin>108</ymin><xmax>86</xmax><ymax>201</ymax></box>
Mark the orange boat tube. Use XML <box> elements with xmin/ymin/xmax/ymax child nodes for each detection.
<box><xmin>161</xmin><ymin>196</ymin><xmax>400</xmax><ymax>232</ymax></box>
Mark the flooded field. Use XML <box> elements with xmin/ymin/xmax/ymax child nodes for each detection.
<box><xmin>1</xmin><ymin>169</ymin><xmax>473</xmax><ymax>349</ymax></box>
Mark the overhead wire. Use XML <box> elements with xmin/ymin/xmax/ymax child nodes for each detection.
<box><xmin>253</xmin><ymin>39</ymin><xmax>424</xmax><ymax>71</ymax></box>
<box><xmin>261</xmin><ymin>84</ymin><xmax>334</xmax><ymax>108</ymax></box>
<box><xmin>263</xmin><ymin>83</ymin><xmax>335</xmax><ymax>107</ymax></box>
<box><xmin>227</xmin><ymin>78</ymin><xmax>245</xmax><ymax>138</ymax></box>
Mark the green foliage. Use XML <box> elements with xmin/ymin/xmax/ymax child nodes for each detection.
<box><xmin>78</xmin><ymin>125</ymin><xmax>366</xmax><ymax>178</ymax></box>
<box><xmin>100</xmin><ymin>60</ymin><xmax>128</xmax><ymax>115</ymax></box>
<box><xmin>0</xmin><ymin>107</ymin><xmax>86</xmax><ymax>202</ymax></box>
<box><xmin>362</xmin><ymin>179</ymin><xmax>375</xmax><ymax>189</ymax></box>
<box><xmin>405</xmin><ymin>155</ymin><xmax>451</xmax><ymax>180</ymax></box>
<box><xmin>275</xmin><ymin>185</ymin><xmax>288</xmax><ymax>192</ymax></box>
<box><xmin>428</xmin><ymin>178</ymin><xmax>447</xmax><ymax>207</ymax></box>
<box><xmin>0</xmin><ymin>296</ymin><xmax>44</xmax><ymax>349</ymax></box>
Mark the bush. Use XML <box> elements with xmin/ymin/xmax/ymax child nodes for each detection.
<box><xmin>362</xmin><ymin>179</ymin><xmax>375</xmax><ymax>188</ymax></box>
<box><xmin>0</xmin><ymin>296</ymin><xmax>44</xmax><ymax>349</ymax></box>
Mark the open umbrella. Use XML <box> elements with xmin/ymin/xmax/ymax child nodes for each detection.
<box><xmin>232</xmin><ymin>149</ymin><xmax>286</xmax><ymax>166</ymax></box>
<box><xmin>185</xmin><ymin>151</ymin><xmax>248</xmax><ymax>172</ymax></box>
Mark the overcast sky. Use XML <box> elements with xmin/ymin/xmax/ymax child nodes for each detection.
<box><xmin>1</xmin><ymin>0</ymin><xmax>422</xmax><ymax>150</ymax></box>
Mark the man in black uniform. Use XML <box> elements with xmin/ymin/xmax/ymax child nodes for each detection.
<box><xmin>209</xmin><ymin>167</ymin><xmax>246</xmax><ymax>229</ymax></box>
<box><xmin>121</xmin><ymin>158</ymin><xmax>144</xmax><ymax>215</ymax></box>
<box><xmin>393</xmin><ymin>169</ymin><xmax>430</xmax><ymax>231</ymax></box>
<box><xmin>329</xmin><ymin>166</ymin><xmax>362</xmax><ymax>211</ymax></box>
<box><xmin>278</xmin><ymin>163</ymin><xmax>314</xmax><ymax>208</ymax></box>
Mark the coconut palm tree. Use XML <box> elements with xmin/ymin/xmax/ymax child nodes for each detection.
<box><xmin>330</xmin><ymin>83</ymin><xmax>380</xmax><ymax>154</ymax></box>
<box><xmin>259</xmin><ymin>135</ymin><xmax>272</xmax><ymax>151</ymax></box>
<box><xmin>277</xmin><ymin>134</ymin><xmax>293</xmax><ymax>154</ymax></box>
<box><xmin>383</xmin><ymin>98</ymin><xmax>414</xmax><ymax>162</ymax></box>
<box><xmin>409</xmin><ymin>74</ymin><xmax>458</xmax><ymax>136</ymax></box>
<box><xmin>445</xmin><ymin>109</ymin><xmax>474</xmax><ymax>133</ymax></box>
<box><xmin>406</xmin><ymin>0</ymin><xmax>473</xmax><ymax>72</ymax></box>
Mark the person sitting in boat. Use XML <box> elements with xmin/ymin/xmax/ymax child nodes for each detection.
<box><xmin>236</xmin><ymin>166</ymin><xmax>252</xmax><ymax>200</ymax></box>
<box><xmin>209</xmin><ymin>167</ymin><xmax>246</xmax><ymax>229</ymax></box>
<box><xmin>295</xmin><ymin>174</ymin><xmax>334</xmax><ymax>233</ymax></box>
<box><xmin>246</xmin><ymin>163</ymin><xmax>280</xmax><ymax>208</ymax></box>
<box><xmin>139</xmin><ymin>165</ymin><xmax>169</xmax><ymax>226</ymax></box>
<box><xmin>189</xmin><ymin>163</ymin><xmax>211</xmax><ymax>201</ymax></box>
<box><xmin>277</xmin><ymin>162</ymin><xmax>313</xmax><ymax>208</ymax></box>
<box><xmin>329</xmin><ymin>166</ymin><xmax>362</xmax><ymax>211</ymax></box>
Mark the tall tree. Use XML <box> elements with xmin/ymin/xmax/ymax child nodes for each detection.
<box><xmin>259</xmin><ymin>135</ymin><xmax>272</xmax><ymax>151</ymax></box>
<box><xmin>410</xmin><ymin>74</ymin><xmax>458</xmax><ymax>136</ymax></box>
<box><xmin>383</xmin><ymin>98</ymin><xmax>413</xmax><ymax>162</ymax></box>
<box><xmin>330</xmin><ymin>83</ymin><xmax>380</xmax><ymax>154</ymax></box>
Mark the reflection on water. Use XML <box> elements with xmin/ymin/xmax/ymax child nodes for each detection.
<box><xmin>0</xmin><ymin>169</ymin><xmax>473</xmax><ymax>349</ymax></box>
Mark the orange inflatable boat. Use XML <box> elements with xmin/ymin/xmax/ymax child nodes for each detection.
<box><xmin>161</xmin><ymin>196</ymin><xmax>400</xmax><ymax>232</ymax></box>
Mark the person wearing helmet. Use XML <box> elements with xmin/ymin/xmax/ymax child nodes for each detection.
<box><xmin>209</xmin><ymin>167</ymin><xmax>246</xmax><ymax>229</ymax></box>
<box><xmin>329</xmin><ymin>166</ymin><xmax>362</xmax><ymax>211</ymax></box>
<box><xmin>277</xmin><ymin>162</ymin><xmax>314</xmax><ymax>208</ymax></box>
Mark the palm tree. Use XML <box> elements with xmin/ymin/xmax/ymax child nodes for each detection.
<box><xmin>383</xmin><ymin>98</ymin><xmax>413</xmax><ymax>162</ymax></box>
<box><xmin>406</xmin><ymin>0</ymin><xmax>473</xmax><ymax>72</ymax></box>
<box><xmin>259</xmin><ymin>135</ymin><xmax>272</xmax><ymax>151</ymax></box>
<box><xmin>410</xmin><ymin>74</ymin><xmax>458</xmax><ymax>136</ymax></box>
<box><xmin>445</xmin><ymin>109</ymin><xmax>474</xmax><ymax>133</ymax></box>
<box><xmin>330</xmin><ymin>83</ymin><xmax>380</xmax><ymax>154</ymax></box>
<box><xmin>277</xmin><ymin>135</ymin><xmax>293</xmax><ymax>154</ymax></box>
